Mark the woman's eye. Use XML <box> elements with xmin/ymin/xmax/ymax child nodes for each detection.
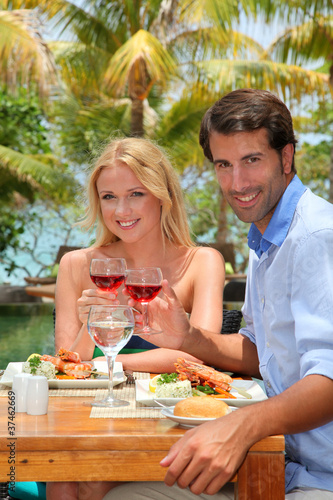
<box><xmin>101</xmin><ymin>193</ymin><xmax>115</xmax><ymax>200</ymax></box>
<box><xmin>131</xmin><ymin>191</ymin><xmax>144</xmax><ymax>197</ymax></box>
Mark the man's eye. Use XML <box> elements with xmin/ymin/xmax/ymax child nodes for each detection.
<box><xmin>248</xmin><ymin>157</ymin><xmax>259</xmax><ymax>164</ymax></box>
<box><xmin>216</xmin><ymin>162</ymin><xmax>230</xmax><ymax>169</ymax></box>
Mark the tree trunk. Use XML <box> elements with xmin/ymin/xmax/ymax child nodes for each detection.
<box><xmin>215</xmin><ymin>192</ymin><xmax>236</xmax><ymax>269</ymax></box>
<box><xmin>128</xmin><ymin>57</ymin><xmax>148</xmax><ymax>137</ymax></box>
<box><xmin>131</xmin><ymin>98</ymin><xmax>144</xmax><ymax>137</ymax></box>
<box><xmin>216</xmin><ymin>193</ymin><xmax>229</xmax><ymax>246</ymax></box>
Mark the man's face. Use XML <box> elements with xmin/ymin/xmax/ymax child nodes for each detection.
<box><xmin>209</xmin><ymin>128</ymin><xmax>293</xmax><ymax>234</ymax></box>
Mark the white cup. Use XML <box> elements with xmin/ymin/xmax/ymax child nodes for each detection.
<box><xmin>12</xmin><ymin>373</ymin><xmax>33</xmax><ymax>412</ymax></box>
<box><xmin>26</xmin><ymin>376</ymin><xmax>49</xmax><ymax>415</ymax></box>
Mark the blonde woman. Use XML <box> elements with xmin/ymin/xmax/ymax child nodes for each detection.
<box><xmin>55</xmin><ymin>137</ymin><xmax>225</xmax><ymax>373</ymax></box>
<box><xmin>47</xmin><ymin>138</ymin><xmax>225</xmax><ymax>500</ymax></box>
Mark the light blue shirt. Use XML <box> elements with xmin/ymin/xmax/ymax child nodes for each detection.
<box><xmin>240</xmin><ymin>175</ymin><xmax>333</xmax><ymax>493</ymax></box>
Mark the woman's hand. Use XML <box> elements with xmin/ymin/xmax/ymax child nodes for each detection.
<box><xmin>77</xmin><ymin>289</ymin><xmax>119</xmax><ymax>325</ymax></box>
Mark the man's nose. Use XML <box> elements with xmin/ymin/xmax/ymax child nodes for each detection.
<box><xmin>231</xmin><ymin>164</ymin><xmax>248</xmax><ymax>192</ymax></box>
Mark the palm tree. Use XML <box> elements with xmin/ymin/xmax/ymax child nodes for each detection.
<box><xmin>265</xmin><ymin>0</ymin><xmax>333</xmax><ymax>201</ymax></box>
<box><xmin>0</xmin><ymin>5</ymin><xmax>74</xmax><ymax>199</ymax></box>
<box><xmin>2</xmin><ymin>0</ymin><xmax>332</xmax><ymax>261</ymax></box>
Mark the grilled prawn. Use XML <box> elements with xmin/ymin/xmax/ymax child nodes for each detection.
<box><xmin>40</xmin><ymin>351</ymin><xmax>93</xmax><ymax>379</ymax></box>
<box><xmin>175</xmin><ymin>357</ymin><xmax>233</xmax><ymax>392</ymax></box>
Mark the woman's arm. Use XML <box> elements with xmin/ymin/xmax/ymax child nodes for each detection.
<box><xmin>55</xmin><ymin>250</ymin><xmax>89</xmax><ymax>352</ymax></box>
<box><xmin>188</xmin><ymin>247</ymin><xmax>225</xmax><ymax>333</ymax></box>
<box><xmin>116</xmin><ymin>348</ymin><xmax>201</xmax><ymax>373</ymax></box>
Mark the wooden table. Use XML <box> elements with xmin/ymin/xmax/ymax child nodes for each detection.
<box><xmin>0</xmin><ymin>395</ymin><xmax>285</xmax><ymax>499</ymax></box>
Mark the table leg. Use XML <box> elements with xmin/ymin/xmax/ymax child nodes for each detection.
<box><xmin>235</xmin><ymin>451</ymin><xmax>285</xmax><ymax>500</ymax></box>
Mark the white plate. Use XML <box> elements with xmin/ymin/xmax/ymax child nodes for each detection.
<box><xmin>161</xmin><ymin>406</ymin><xmax>237</xmax><ymax>428</ymax></box>
<box><xmin>1</xmin><ymin>361</ymin><xmax>125</xmax><ymax>389</ymax></box>
<box><xmin>135</xmin><ymin>379</ymin><xmax>267</xmax><ymax>408</ymax></box>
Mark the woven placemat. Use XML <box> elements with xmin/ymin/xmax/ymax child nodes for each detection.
<box><xmin>0</xmin><ymin>372</ymin><xmax>150</xmax><ymax>398</ymax></box>
<box><xmin>0</xmin><ymin>385</ymin><xmax>10</xmax><ymax>396</ymax></box>
<box><xmin>89</xmin><ymin>385</ymin><xmax>165</xmax><ymax>419</ymax></box>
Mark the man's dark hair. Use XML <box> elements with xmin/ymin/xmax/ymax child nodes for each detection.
<box><xmin>199</xmin><ymin>88</ymin><xmax>298</xmax><ymax>172</ymax></box>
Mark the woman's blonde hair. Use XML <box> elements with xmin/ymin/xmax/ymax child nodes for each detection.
<box><xmin>81</xmin><ymin>137</ymin><xmax>195</xmax><ymax>248</ymax></box>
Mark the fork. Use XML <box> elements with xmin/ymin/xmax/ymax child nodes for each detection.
<box><xmin>124</xmin><ymin>369</ymin><xmax>136</xmax><ymax>385</ymax></box>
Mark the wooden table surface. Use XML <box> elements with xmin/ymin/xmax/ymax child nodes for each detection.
<box><xmin>0</xmin><ymin>394</ymin><xmax>285</xmax><ymax>499</ymax></box>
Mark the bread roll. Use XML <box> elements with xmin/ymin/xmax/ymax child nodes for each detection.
<box><xmin>174</xmin><ymin>397</ymin><xmax>231</xmax><ymax>418</ymax></box>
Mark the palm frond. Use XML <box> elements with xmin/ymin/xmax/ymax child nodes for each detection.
<box><xmin>156</xmin><ymin>85</ymin><xmax>218</xmax><ymax>171</ymax></box>
<box><xmin>179</xmin><ymin>0</ymin><xmax>240</xmax><ymax>30</ymax></box>
<box><xmin>0</xmin><ymin>9</ymin><xmax>57</xmax><ymax>95</ymax></box>
<box><xmin>49</xmin><ymin>40</ymin><xmax>111</xmax><ymax>96</ymax></box>
<box><xmin>266</xmin><ymin>16</ymin><xmax>333</xmax><ymax>65</ymax></box>
<box><xmin>104</xmin><ymin>29</ymin><xmax>178</xmax><ymax>94</ymax></box>
<box><xmin>0</xmin><ymin>145</ymin><xmax>73</xmax><ymax>195</ymax></box>
<box><xmin>195</xmin><ymin>59</ymin><xmax>331</xmax><ymax>102</ymax></box>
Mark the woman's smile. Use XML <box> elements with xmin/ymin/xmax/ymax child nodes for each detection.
<box><xmin>117</xmin><ymin>219</ymin><xmax>140</xmax><ymax>229</ymax></box>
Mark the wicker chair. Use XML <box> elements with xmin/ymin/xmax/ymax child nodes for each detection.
<box><xmin>221</xmin><ymin>309</ymin><xmax>243</xmax><ymax>334</ymax></box>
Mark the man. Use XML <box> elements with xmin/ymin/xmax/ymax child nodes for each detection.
<box><xmin>105</xmin><ymin>89</ymin><xmax>333</xmax><ymax>499</ymax></box>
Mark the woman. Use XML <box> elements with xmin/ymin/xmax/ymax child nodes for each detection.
<box><xmin>54</xmin><ymin>136</ymin><xmax>225</xmax><ymax>373</ymax></box>
<box><xmin>46</xmin><ymin>138</ymin><xmax>225</xmax><ymax>499</ymax></box>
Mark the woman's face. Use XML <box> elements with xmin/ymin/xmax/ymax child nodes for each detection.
<box><xmin>96</xmin><ymin>161</ymin><xmax>162</xmax><ymax>243</ymax></box>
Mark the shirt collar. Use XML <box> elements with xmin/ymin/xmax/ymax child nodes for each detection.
<box><xmin>247</xmin><ymin>175</ymin><xmax>306</xmax><ymax>258</ymax></box>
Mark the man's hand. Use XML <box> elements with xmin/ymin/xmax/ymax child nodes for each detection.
<box><xmin>125</xmin><ymin>279</ymin><xmax>191</xmax><ymax>351</ymax></box>
<box><xmin>160</xmin><ymin>409</ymin><xmax>251</xmax><ymax>495</ymax></box>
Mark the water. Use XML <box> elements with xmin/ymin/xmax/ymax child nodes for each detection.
<box><xmin>0</xmin><ymin>304</ymin><xmax>55</xmax><ymax>368</ymax></box>
<box><xmin>89</xmin><ymin>321</ymin><xmax>134</xmax><ymax>355</ymax></box>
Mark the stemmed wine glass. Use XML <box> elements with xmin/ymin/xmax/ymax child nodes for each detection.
<box><xmin>125</xmin><ymin>267</ymin><xmax>163</xmax><ymax>335</ymax></box>
<box><xmin>87</xmin><ymin>305</ymin><xmax>135</xmax><ymax>407</ymax></box>
<box><xmin>90</xmin><ymin>258</ymin><xmax>127</xmax><ymax>293</ymax></box>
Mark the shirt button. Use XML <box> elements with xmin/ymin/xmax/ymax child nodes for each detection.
<box><xmin>266</xmin><ymin>381</ymin><xmax>271</xmax><ymax>388</ymax></box>
<box><xmin>261</xmin><ymin>298</ymin><xmax>264</xmax><ymax>303</ymax></box>
<box><xmin>266</xmin><ymin>342</ymin><xmax>270</xmax><ymax>348</ymax></box>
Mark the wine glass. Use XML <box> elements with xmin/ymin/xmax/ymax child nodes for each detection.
<box><xmin>125</xmin><ymin>267</ymin><xmax>163</xmax><ymax>335</ymax></box>
<box><xmin>90</xmin><ymin>258</ymin><xmax>126</xmax><ymax>292</ymax></box>
<box><xmin>87</xmin><ymin>305</ymin><xmax>135</xmax><ymax>407</ymax></box>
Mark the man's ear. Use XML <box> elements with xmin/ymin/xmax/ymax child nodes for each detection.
<box><xmin>282</xmin><ymin>143</ymin><xmax>294</xmax><ymax>174</ymax></box>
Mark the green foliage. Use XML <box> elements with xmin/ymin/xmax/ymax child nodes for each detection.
<box><xmin>0</xmin><ymin>210</ymin><xmax>25</xmax><ymax>256</ymax></box>
<box><xmin>0</xmin><ymin>87</ymin><xmax>82</xmax><ymax>276</ymax></box>
<box><xmin>297</xmin><ymin>141</ymin><xmax>330</xmax><ymax>199</ymax></box>
<box><xmin>184</xmin><ymin>169</ymin><xmax>220</xmax><ymax>241</ymax></box>
<box><xmin>0</xmin><ymin>88</ymin><xmax>50</xmax><ymax>154</ymax></box>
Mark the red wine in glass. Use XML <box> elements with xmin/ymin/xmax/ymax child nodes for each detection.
<box><xmin>91</xmin><ymin>274</ymin><xmax>125</xmax><ymax>292</ymax></box>
<box><xmin>125</xmin><ymin>268</ymin><xmax>163</xmax><ymax>335</ymax></box>
<box><xmin>90</xmin><ymin>258</ymin><xmax>127</xmax><ymax>293</ymax></box>
<box><xmin>125</xmin><ymin>284</ymin><xmax>162</xmax><ymax>302</ymax></box>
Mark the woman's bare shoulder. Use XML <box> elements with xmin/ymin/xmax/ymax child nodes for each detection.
<box><xmin>59</xmin><ymin>247</ymin><xmax>94</xmax><ymax>269</ymax></box>
<box><xmin>192</xmin><ymin>246</ymin><xmax>225</xmax><ymax>265</ymax></box>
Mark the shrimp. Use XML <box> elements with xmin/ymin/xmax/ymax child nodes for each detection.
<box><xmin>61</xmin><ymin>361</ymin><xmax>94</xmax><ymax>379</ymax></box>
<box><xmin>57</xmin><ymin>348</ymin><xmax>81</xmax><ymax>363</ymax></box>
<box><xmin>175</xmin><ymin>357</ymin><xmax>233</xmax><ymax>392</ymax></box>
<box><xmin>40</xmin><ymin>354</ymin><xmax>93</xmax><ymax>379</ymax></box>
<box><xmin>40</xmin><ymin>354</ymin><xmax>66</xmax><ymax>372</ymax></box>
